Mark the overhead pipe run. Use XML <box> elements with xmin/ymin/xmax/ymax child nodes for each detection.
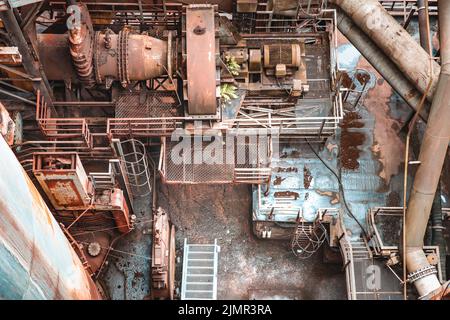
<box><xmin>404</xmin><ymin>0</ymin><xmax>450</xmax><ymax>299</ymax></box>
<box><xmin>330</xmin><ymin>0</ymin><xmax>440</xmax><ymax>100</ymax></box>
<box><xmin>335</xmin><ymin>9</ymin><xmax>430</xmax><ymax>121</ymax></box>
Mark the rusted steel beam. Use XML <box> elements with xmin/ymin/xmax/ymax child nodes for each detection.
<box><xmin>52</xmin><ymin>101</ymin><xmax>115</xmax><ymax>107</ymax></box>
<box><xmin>0</xmin><ymin>7</ymin><xmax>55</xmax><ymax>114</ymax></box>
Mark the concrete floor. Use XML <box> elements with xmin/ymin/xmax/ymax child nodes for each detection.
<box><xmin>158</xmin><ymin>184</ymin><xmax>347</xmax><ymax>300</ymax></box>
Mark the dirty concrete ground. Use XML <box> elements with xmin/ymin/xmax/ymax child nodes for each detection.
<box><xmin>158</xmin><ymin>183</ymin><xmax>347</xmax><ymax>300</ymax></box>
<box><xmin>102</xmin><ymin>195</ymin><xmax>153</xmax><ymax>300</ymax></box>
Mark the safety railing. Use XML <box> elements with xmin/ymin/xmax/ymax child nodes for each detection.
<box><xmin>225</xmin><ymin>94</ymin><xmax>343</xmax><ymax>139</ymax></box>
<box><xmin>235</xmin><ymin>1</ymin><xmax>333</xmax><ymax>34</ymax></box>
<box><xmin>367</xmin><ymin>207</ymin><xmax>403</xmax><ymax>255</ymax></box>
<box><xmin>380</xmin><ymin>1</ymin><xmax>438</xmax><ymax>17</ymax></box>
<box><xmin>36</xmin><ymin>90</ymin><xmax>93</xmax><ymax>148</ymax></box>
<box><xmin>337</xmin><ymin>210</ymin><xmax>357</xmax><ymax>300</ymax></box>
<box><xmin>255</xmin><ymin>184</ymin><xmax>303</xmax><ymax>220</ymax></box>
<box><xmin>89</xmin><ymin>161</ymin><xmax>116</xmax><ymax>191</ymax></box>
<box><xmin>47</xmin><ymin>2</ymin><xmax>183</xmax><ymax>28</ymax></box>
<box><xmin>118</xmin><ymin>139</ymin><xmax>152</xmax><ymax>198</ymax></box>
<box><xmin>107</xmin><ymin>117</ymin><xmax>185</xmax><ymax>138</ymax></box>
<box><xmin>233</xmin><ymin>167</ymin><xmax>271</xmax><ymax>184</ymax></box>
<box><xmin>159</xmin><ymin>134</ymin><xmax>273</xmax><ymax>184</ymax></box>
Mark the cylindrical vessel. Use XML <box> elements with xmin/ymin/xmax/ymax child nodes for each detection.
<box><xmin>37</xmin><ymin>31</ymin><xmax>169</xmax><ymax>87</ymax></box>
<box><xmin>94</xmin><ymin>30</ymin><xmax>169</xmax><ymax>85</ymax></box>
<box><xmin>0</xmin><ymin>137</ymin><xmax>101</xmax><ymax>300</ymax></box>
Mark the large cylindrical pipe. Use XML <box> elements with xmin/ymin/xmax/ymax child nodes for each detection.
<box><xmin>330</xmin><ymin>0</ymin><xmax>441</xmax><ymax>100</ymax></box>
<box><xmin>36</xmin><ymin>31</ymin><xmax>170</xmax><ymax>87</ymax></box>
<box><xmin>405</xmin><ymin>0</ymin><xmax>450</xmax><ymax>299</ymax></box>
<box><xmin>94</xmin><ymin>30</ymin><xmax>169</xmax><ymax>86</ymax></box>
<box><xmin>335</xmin><ymin>9</ymin><xmax>430</xmax><ymax>120</ymax></box>
<box><xmin>0</xmin><ymin>137</ymin><xmax>101</xmax><ymax>299</ymax></box>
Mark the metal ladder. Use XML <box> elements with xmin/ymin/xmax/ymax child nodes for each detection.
<box><xmin>350</xmin><ymin>239</ymin><xmax>372</xmax><ymax>260</ymax></box>
<box><xmin>181</xmin><ymin>239</ymin><xmax>220</xmax><ymax>300</ymax></box>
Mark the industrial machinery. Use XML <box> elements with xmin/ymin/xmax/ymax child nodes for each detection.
<box><xmin>0</xmin><ymin>0</ymin><xmax>448</xmax><ymax>301</ymax></box>
<box><xmin>151</xmin><ymin>207</ymin><xmax>176</xmax><ymax>299</ymax></box>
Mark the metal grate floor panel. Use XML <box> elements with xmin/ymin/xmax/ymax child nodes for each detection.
<box><xmin>115</xmin><ymin>91</ymin><xmax>181</xmax><ymax>118</ymax></box>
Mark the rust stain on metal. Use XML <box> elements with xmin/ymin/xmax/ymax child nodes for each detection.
<box><xmin>273</xmin><ymin>176</ymin><xmax>285</xmax><ymax>185</ymax></box>
<box><xmin>386</xmin><ymin>191</ymin><xmax>401</xmax><ymax>207</ymax></box>
<box><xmin>355</xmin><ymin>56</ymin><xmax>405</xmax><ymax>184</ymax></box>
<box><xmin>110</xmin><ymin>189</ymin><xmax>132</xmax><ymax>234</ymax></box>
<box><xmin>275</xmin><ymin>167</ymin><xmax>298</xmax><ymax>173</ymax></box>
<box><xmin>339</xmin><ymin>111</ymin><xmax>365</xmax><ymax>170</ymax></box>
<box><xmin>185</xmin><ymin>5</ymin><xmax>217</xmax><ymax>115</ymax></box>
<box><xmin>316</xmin><ymin>190</ymin><xmax>340</xmax><ymax>205</ymax></box>
<box><xmin>46</xmin><ymin>180</ymin><xmax>84</xmax><ymax>207</ymax></box>
<box><xmin>303</xmin><ymin>166</ymin><xmax>312</xmax><ymax>189</ymax></box>
<box><xmin>274</xmin><ymin>191</ymin><xmax>299</xmax><ymax>199</ymax></box>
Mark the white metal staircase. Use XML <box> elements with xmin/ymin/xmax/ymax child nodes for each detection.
<box><xmin>181</xmin><ymin>239</ymin><xmax>220</xmax><ymax>300</ymax></box>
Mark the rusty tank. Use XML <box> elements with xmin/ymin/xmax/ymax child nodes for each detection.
<box><xmin>0</xmin><ymin>136</ymin><xmax>101</xmax><ymax>300</ymax></box>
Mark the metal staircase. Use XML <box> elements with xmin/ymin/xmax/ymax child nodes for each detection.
<box><xmin>350</xmin><ymin>239</ymin><xmax>372</xmax><ymax>260</ymax></box>
<box><xmin>337</xmin><ymin>211</ymin><xmax>404</xmax><ymax>300</ymax></box>
<box><xmin>181</xmin><ymin>239</ymin><xmax>220</xmax><ymax>300</ymax></box>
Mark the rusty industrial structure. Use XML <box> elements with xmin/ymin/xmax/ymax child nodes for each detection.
<box><xmin>0</xmin><ymin>0</ymin><xmax>449</xmax><ymax>301</ymax></box>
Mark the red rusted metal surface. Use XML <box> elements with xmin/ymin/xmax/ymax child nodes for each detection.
<box><xmin>32</xmin><ymin>152</ymin><xmax>92</xmax><ymax>210</ymax></box>
<box><xmin>94</xmin><ymin>30</ymin><xmax>169</xmax><ymax>86</ymax></box>
<box><xmin>37</xmin><ymin>34</ymin><xmax>78</xmax><ymax>82</ymax></box>
<box><xmin>185</xmin><ymin>4</ymin><xmax>218</xmax><ymax>115</ymax></box>
<box><xmin>110</xmin><ymin>188</ymin><xmax>132</xmax><ymax>234</ymax></box>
